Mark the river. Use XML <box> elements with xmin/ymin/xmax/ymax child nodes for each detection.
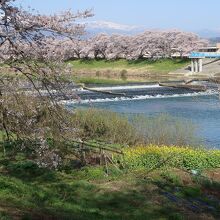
<box><xmin>64</xmin><ymin>84</ymin><xmax>220</xmax><ymax>148</ymax></box>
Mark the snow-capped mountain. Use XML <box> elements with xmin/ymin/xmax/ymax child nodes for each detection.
<box><xmin>84</xmin><ymin>20</ymin><xmax>145</xmax><ymax>36</ymax></box>
<box><xmin>83</xmin><ymin>20</ymin><xmax>220</xmax><ymax>41</ymax></box>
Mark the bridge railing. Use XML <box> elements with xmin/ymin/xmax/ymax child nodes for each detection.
<box><xmin>189</xmin><ymin>52</ymin><xmax>220</xmax><ymax>58</ymax></box>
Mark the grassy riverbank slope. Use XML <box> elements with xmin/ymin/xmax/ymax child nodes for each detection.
<box><xmin>69</xmin><ymin>58</ymin><xmax>190</xmax><ymax>84</ymax></box>
<box><xmin>0</xmin><ymin>58</ymin><xmax>190</xmax><ymax>85</ymax></box>
<box><xmin>0</xmin><ymin>145</ymin><xmax>220</xmax><ymax>220</ymax></box>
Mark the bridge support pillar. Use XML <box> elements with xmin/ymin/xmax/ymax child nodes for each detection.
<box><xmin>198</xmin><ymin>58</ymin><xmax>203</xmax><ymax>72</ymax></box>
<box><xmin>191</xmin><ymin>58</ymin><xmax>203</xmax><ymax>73</ymax></box>
<box><xmin>194</xmin><ymin>59</ymin><xmax>198</xmax><ymax>72</ymax></box>
<box><xmin>191</xmin><ymin>60</ymin><xmax>194</xmax><ymax>73</ymax></box>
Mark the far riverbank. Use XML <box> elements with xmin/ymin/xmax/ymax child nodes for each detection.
<box><xmin>68</xmin><ymin>58</ymin><xmax>191</xmax><ymax>85</ymax></box>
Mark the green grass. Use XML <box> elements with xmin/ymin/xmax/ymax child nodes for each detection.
<box><xmin>0</xmin><ymin>131</ymin><xmax>4</xmax><ymax>142</ymax></box>
<box><xmin>0</xmin><ymin>130</ymin><xmax>219</xmax><ymax>219</ymax></box>
<box><xmin>68</xmin><ymin>58</ymin><xmax>190</xmax><ymax>74</ymax></box>
<box><xmin>0</xmin><ymin>164</ymin><xmax>180</xmax><ymax>220</ymax></box>
<box><xmin>0</xmin><ymin>142</ymin><xmax>220</xmax><ymax>219</ymax></box>
<box><xmin>0</xmin><ymin>163</ymin><xmax>219</xmax><ymax>220</ymax></box>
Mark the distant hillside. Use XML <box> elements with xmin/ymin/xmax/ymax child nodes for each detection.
<box><xmin>209</xmin><ymin>37</ymin><xmax>220</xmax><ymax>44</ymax></box>
<box><xmin>196</xmin><ymin>29</ymin><xmax>220</xmax><ymax>39</ymax></box>
<box><xmin>84</xmin><ymin>21</ymin><xmax>220</xmax><ymax>43</ymax></box>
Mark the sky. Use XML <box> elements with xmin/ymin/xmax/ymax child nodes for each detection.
<box><xmin>15</xmin><ymin>0</ymin><xmax>220</xmax><ymax>32</ymax></box>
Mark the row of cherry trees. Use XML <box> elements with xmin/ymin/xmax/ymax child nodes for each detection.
<box><xmin>71</xmin><ymin>31</ymin><xmax>208</xmax><ymax>60</ymax></box>
<box><xmin>15</xmin><ymin>30</ymin><xmax>208</xmax><ymax>61</ymax></box>
<box><xmin>0</xmin><ymin>4</ymin><xmax>208</xmax><ymax>63</ymax></box>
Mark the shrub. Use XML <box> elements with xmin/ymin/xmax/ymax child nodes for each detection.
<box><xmin>72</xmin><ymin>108</ymin><xmax>137</xmax><ymax>145</ymax></box>
<box><xmin>95</xmin><ymin>71</ymin><xmax>101</xmax><ymax>77</ymax></box>
<box><xmin>7</xmin><ymin>160</ymin><xmax>45</xmax><ymax>178</ymax></box>
<box><xmin>120</xmin><ymin>69</ymin><xmax>127</xmax><ymax>81</ymax></box>
<box><xmin>0</xmin><ymin>212</ymin><xmax>11</xmax><ymax>220</ymax></box>
<box><xmin>72</xmin><ymin>110</ymin><xmax>200</xmax><ymax>147</ymax></box>
<box><xmin>75</xmin><ymin>166</ymin><xmax>106</xmax><ymax>180</ymax></box>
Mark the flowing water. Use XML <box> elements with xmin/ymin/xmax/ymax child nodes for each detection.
<box><xmin>63</xmin><ymin>84</ymin><xmax>220</xmax><ymax>148</ymax></box>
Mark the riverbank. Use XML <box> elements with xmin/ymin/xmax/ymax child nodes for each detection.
<box><xmin>2</xmin><ymin>58</ymin><xmax>218</xmax><ymax>87</ymax></box>
<box><xmin>0</xmin><ymin>144</ymin><xmax>220</xmax><ymax>220</ymax></box>
<box><xmin>1</xmin><ymin>94</ymin><xmax>220</xmax><ymax>219</ymax></box>
<box><xmin>69</xmin><ymin>58</ymin><xmax>190</xmax><ymax>85</ymax></box>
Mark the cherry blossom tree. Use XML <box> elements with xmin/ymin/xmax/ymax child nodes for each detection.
<box><xmin>0</xmin><ymin>0</ymin><xmax>93</xmax><ymax>167</ymax></box>
<box><xmin>127</xmin><ymin>30</ymin><xmax>208</xmax><ymax>60</ymax></box>
<box><xmin>69</xmin><ymin>30</ymin><xmax>207</xmax><ymax>61</ymax></box>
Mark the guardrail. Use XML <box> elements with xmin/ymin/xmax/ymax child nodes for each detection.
<box><xmin>189</xmin><ymin>52</ymin><xmax>220</xmax><ymax>58</ymax></box>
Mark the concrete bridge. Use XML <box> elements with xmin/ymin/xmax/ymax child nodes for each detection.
<box><xmin>189</xmin><ymin>52</ymin><xmax>220</xmax><ymax>73</ymax></box>
<box><xmin>189</xmin><ymin>44</ymin><xmax>220</xmax><ymax>73</ymax></box>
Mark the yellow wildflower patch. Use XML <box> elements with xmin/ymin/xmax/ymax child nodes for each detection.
<box><xmin>123</xmin><ymin>145</ymin><xmax>220</xmax><ymax>170</ymax></box>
